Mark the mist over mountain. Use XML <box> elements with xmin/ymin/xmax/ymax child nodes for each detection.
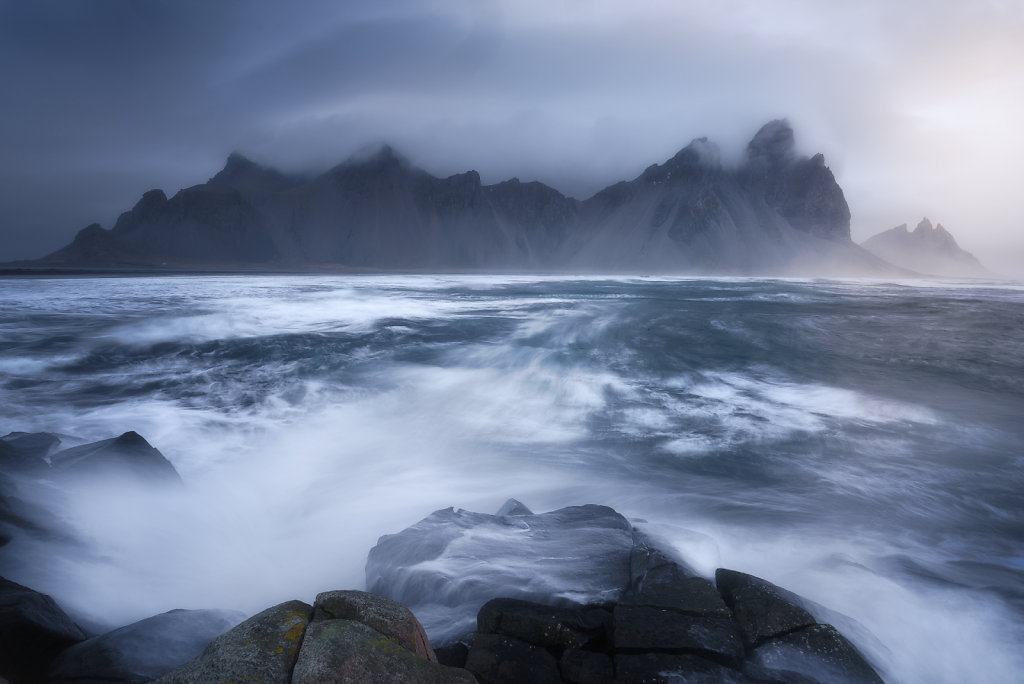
<box><xmin>28</xmin><ymin>120</ymin><xmax>892</xmax><ymax>275</ymax></box>
<box><xmin>861</xmin><ymin>218</ymin><xmax>991</xmax><ymax>278</ymax></box>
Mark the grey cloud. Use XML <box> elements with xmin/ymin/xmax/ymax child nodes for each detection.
<box><xmin>0</xmin><ymin>0</ymin><xmax>1021</xmax><ymax>274</ymax></box>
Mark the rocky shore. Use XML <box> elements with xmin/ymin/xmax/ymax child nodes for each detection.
<box><xmin>0</xmin><ymin>430</ymin><xmax>887</xmax><ymax>683</ymax></box>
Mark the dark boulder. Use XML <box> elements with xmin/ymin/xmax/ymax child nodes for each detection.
<box><xmin>464</xmin><ymin>633</ymin><xmax>561</xmax><ymax>684</ymax></box>
<box><xmin>50</xmin><ymin>432</ymin><xmax>181</xmax><ymax>485</ymax></box>
<box><xmin>621</xmin><ymin>575</ymin><xmax>732</xmax><ymax>618</ymax></box>
<box><xmin>0</xmin><ymin>576</ymin><xmax>86</xmax><ymax>683</ymax></box>
<box><xmin>0</xmin><ymin>432</ymin><xmax>60</xmax><ymax>472</ymax></box>
<box><xmin>292</xmin><ymin>618</ymin><xmax>475</xmax><ymax>684</ymax></box>
<box><xmin>366</xmin><ymin>502</ymin><xmax>633</xmax><ymax>644</ymax></box>
<box><xmin>559</xmin><ymin>648</ymin><xmax>613</xmax><ymax>684</ymax></box>
<box><xmin>476</xmin><ymin>597</ymin><xmax>610</xmax><ymax>654</ymax></box>
<box><xmin>613</xmin><ymin>604</ymin><xmax>744</xmax><ymax>662</ymax></box>
<box><xmin>715</xmin><ymin>568</ymin><xmax>817</xmax><ymax>646</ymax></box>
<box><xmin>48</xmin><ymin>608</ymin><xmax>245</xmax><ymax>683</ymax></box>
<box><xmin>615</xmin><ymin>652</ymin><xmax>757</xmax><ymax>683</ymax></box>
<box><xmin>623</xmin><ymin>531</ymin><xmax>730</xmax><ymax>618</ymax></box>
<box><xmin>154</xmin><ymin>600</ymin><xmax>311</xmax><ymax>683</ymax></box>
<box><xmin>746</xmin><ymin>623</ymin><xmax>884</xmax><ymax>684</ymax></box>
<box><xmin>435</xmin><ymin>642</ymin><xmax>470</xmax><ymax>668</ymax></box>
<box><xmin>313</xmin><ymin>590</ymin><xmax>436</xmax><ymax>662</ymax></box>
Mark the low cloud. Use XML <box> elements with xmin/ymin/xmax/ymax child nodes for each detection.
<box><xmin>1</xmin><ymin>0</ymin><xmax>1021</xmax><ymax>271</ymax></box>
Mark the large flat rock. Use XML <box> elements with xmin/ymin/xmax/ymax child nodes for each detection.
<box><xmin>366</xmin><ymin>502</ymin><xmax>633</xmax><ymax>644</ymax></box>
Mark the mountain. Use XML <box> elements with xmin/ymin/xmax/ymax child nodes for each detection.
<box><xmin>861</xmin><ymin>218</ymin><xmax>991</xmax><ymax>278</ymax></box>
<box><xmin>26</xmin><ymin>120</ymin><xmax>892</xmax><ymax>274</ymax></box>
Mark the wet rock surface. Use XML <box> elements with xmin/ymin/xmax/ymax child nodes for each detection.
<box><xmin>460</xmin><ymin>582</ymin><xmax>882</xmax><ymax>683</ymax></box>
<box><xmin>156</xmin><ymin>590</ymin><xmax>473</xmax><ymax>684</ymax></box>
<box><xmin>366</xmin><ymin>501</ymin><xmax>633</xmax><ymax>644</ymax></box>
<box><xmin>49</xmin><ymin>431</ymin><xmax>182</xmax><ymax>485</ymax></box>
<box><xmin>0</xmin><ymin>576</ymin><xmax>87</xmax><ymax>683</ymax></box>
<box><xmin>47</xmin><ymin>608</ymin><xmax>246</xmax><ymax>683</ymax></box>
<box><xmin>292</xmin><ymin>619</ymin><xmax>473</xmax><ymax>684</ymax></box>
<box><xmin>715</xmin><ymin>568</ymin><xmax>817</xmax><ymax>646</ymax></box>
<box><xmin>155</xmin><ymin>600</ymin><xmax>312</xmax><ymax>683</ymax></box>
<box><xmin>377</xmin><ymin>501</ymin><xmax>887</xmax><ymax>683</ymax></box>
<box><xmin>0</xmin><ymin>496</ymin><xmax>885</xmax><ymax>683</ymax></box>
<box><xmin>313</xmin><ymin>589</ymin><xmax>437</xmax><ymax>662</ymax></box>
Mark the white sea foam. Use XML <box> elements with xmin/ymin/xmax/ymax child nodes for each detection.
<box><xmin>0</xmin><ymin>274</ymin><xmax>1021</xmax><ymax>683</ymax></box>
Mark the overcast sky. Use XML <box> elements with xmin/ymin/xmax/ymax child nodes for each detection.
<box><xmin>1</xmin><ymin>0</ymin><xmax>1022</xmax><ymax>273</ymax></box>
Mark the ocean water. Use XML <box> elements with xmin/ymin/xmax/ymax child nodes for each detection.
<box><xmin>1</xmin><ymin>274</ymin><xmax>1022</xmax><ymax>683</ymax></box>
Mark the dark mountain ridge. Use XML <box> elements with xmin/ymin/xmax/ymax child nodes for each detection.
<box><xmin>26</xmin><ymin>120</ymin><xmax>892</xmax><ymax>274</ymax></box>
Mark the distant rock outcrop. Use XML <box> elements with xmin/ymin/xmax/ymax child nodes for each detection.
<box><xmin>861</xmin><ymin>218</ymin><xmax>991</xmax><ymax>277</ymax></box>
<box><xmin>24</xmin><ymin>121</ymin><xmax>894</xmax><ymax>275</ymax></box>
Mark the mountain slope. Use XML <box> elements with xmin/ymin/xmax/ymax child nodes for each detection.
<box><xmin>28</xmin><ymin>120</ymin><xmax>894</xmax><ymax>275</ymax></box>
<box><xmin>559</xmin><ymin>121</ymin><xmax>882</xmax><ymax>274</ymax></box>
<box><xmin>861</xmin><ymin>218</ymin><xmax>991</xmax><ymax>278</ymax></box>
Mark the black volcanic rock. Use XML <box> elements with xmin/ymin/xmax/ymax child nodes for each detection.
<box><xmin>746</xmin><ymin>623</ymin><xmax>885</xmax><ymax>684</ymax></box>
<box><xmin>50</xmin><ymin>431</ymin><xmax>182</xmax><ymax>485</ymax></box>
<box><xmin>365</xmin><ymin>502</ymin><xmax>633</xmax><ymax>644</ymax></box>
<box><xmin>862</xmin><ymin>217</ymin><xmax>991</xmax><ymax>277</ymax></box>
<box><xmin>715</xmin><ymin>568</ymin><xmax>816</xmax><ymax>647</ymax></box>
<box><xmin>476</xmin><ymin>598</ymin><xmax>610</xmax><ymax>654</ymax></box>
<box><xmin>465</xmin><ymin>633</ymin><xmax>562</xmax><ymax>684</ymax></box>
<box><xmin>29</xmin><ymin>121</ymin><xmax>893</xmax><ymax>274</ymax></box>
<box><xmin>0</xmin><ymin>576</ymin><xmax>87</xmax><ymax>682</ymax></box>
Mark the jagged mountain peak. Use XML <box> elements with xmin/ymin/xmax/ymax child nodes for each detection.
<box><xmin>110</xmin><ymin>189</ymin><xmax>168</xmax><ymax>235</ymax></box>
<box><xmin>639</xmin><ymin>137</ymin><xmax>722</xmax><ymax>186</ymax></box>
<box><xmin>137</xmin><ymin>188</ymin><xmax>168</xmax><ymax>205</ymax></box>
<box><xmin>667</xmin><ymin>137</ymin><xmax>722</xmax><ymax>169</ymax></box>
<box><xmin>24</xmin><ymin>119</ymin><xmax>892</xmax><ymax>274</ymax></box>
<box><xmin>909</xmin><ymin>218</ymin><xmax>956</xmax><ymax>247</ymax></box>
<box><xmin>209</xmin><ymin>153</ymin><xmax>297</xmax><ymax>192</ymax></box>
<box><xmin>224</xmin><ymin>151</ymin><xmax>257</xmax><ymax>169</ymax></box>
<box><xmin>341</xmin><ymin>143</ymin><xmax>410</xmax><ymax>170</ymax></box>
<box><xmin>745</xmin><ymin>119</ymin><xmax>796</xmax><ymax>168</ymax></box>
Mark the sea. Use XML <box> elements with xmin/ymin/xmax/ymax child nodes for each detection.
<box><xmin>1</xmin><ymin>274</ymin><xmax>1022</xmax><ymax>683</ymax></box>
